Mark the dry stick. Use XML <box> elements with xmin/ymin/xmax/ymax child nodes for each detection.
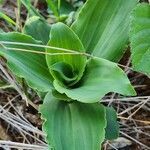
<box><xmin>118</xmin><ymin>116</ymin><xmax>150</xmax><ymax>125</ymax></box>
<box><xmin>18</xmin><ymin>129</ymin><xmax>31</xmax><ymax>145</ymax></box>
<box><xmin>108</xmin><ymin>93</ymin><xmax>116</xmax><ymax>106</ymax></box>
<box><xmin>131</xmin><ymin>73</ymin><xmax>144</xmax><ymax>83</ymax></box>
<box><xmin>0</xmin><ymin>95</ymin><xmax>20</xmax><ymax>112</ymax></box>
<box><xmin>0</xmin><ymin>113</ymin><xmax>46</xmax><ymax>144</ymax></box>
<box><xmin>0</xmin><ymin>43</ymin><xmax>135</xmax><ymax>73</ymax></box>
<box><xmin>3</xmin><ymin>46</ymin><xmax>84</xmax><ymax>56</ymax></box>
<box><xmin>103</xmin><ymin>142</ymin><xmax>108</xmax><ymax>150</ymax></box>
<box><xmin>0</xmin><ymin>41</ymin><xmax>93</xmax><ymax>58</ymax></box>
<box><xmin>7</xmin><ymin>97</ymin><xmax>36</xmax><ymax>126</ymax></box>
<box><xmin>14</xmin><ymin>8</ymin><xmax>20</xmax><ymax>31</ymax></box>
<box><xmin>118</xmin><ymin>101</ymin><xmax>144</xmax><ymax>115</ymax></box>
<box><xmin>0</xmin><ymin>141</ymin><xmax>48</xmax><ymax>150</ymax></box>
<box><xmin>0</xmin><ymin>41</ymin><xmax>84</xmax><ymax>54</ymax></box>
<box><xmin>135</xmin><ymin>128</ymin><xmax>150</xmax><ymax>138</ymax></box>
<box><xmin>128</xmin><ymin>126</ymin><xmax>150</xmax><ymax>129</ymax></box>
<box><xmin>0</xmin><ymin>106</ymin><xmax>45</xmax><ymax>136</ymax></box>
<box><xmin>118</xmin><ymin>97</ymin><xmax>150</xmax><ymax>116</ymax></box>
<box><xmin>128</xmin><ymin>97</ymin><xmax>150</xmax><ymax>119</ymax></box>
<box><xmin>0</xmin><ymin>41</ymin><xmax>135</xmax><ymax>71</ymax></box>
<box><xmin>125</xmin><ymin>57</ymin><xmax>131</xmax><ymax>74</ymax></box>
<box><xmin>0</xmin><ymin>62</ymin><xmax>28</xmax><ymax>105</ymax></box>
<box><xmin>134</xmin><ymin>85</ymin><xmax>147</xmax><ymax>88</ymax></box>
<box><xmin>121</xmin><ymin>100</ymin><xmax>143</xmax><ymax>132</ymax></box>
<box><xmin>104</xmin><ymin>140</ymin><xmax>118</xmax><ymax>150</ymax></box>
<box><xmin>3</xmin><ymin>115</ymin><xmax>42</xmax><ymax>137</ymax></box>
<box><xmin>34</xmin><ymin>0</ymin><xmax>39</xmax><ymax>7</ymax></box>
<box><xmin>102</xmin><ymin>96</ymin><xmax>150</xmax><ymax>102</ymax></box>
<box><xmin>117</xmin><ymin>59</ymin><xmax>132</xmax><ymax>118</ymax></box>
<box><xmin>0</xmin><ymin>61</ymin><xmax>38</xmax><ymax>110</ymax></box>
<box><xmin>107</xmin><ymin>142</ymin><xmax>118</xmax><ymax>150</ymax></box>
<box><xmin>120</xmin><ymin>131</ymin><xmax>150</xmax><ymax>150</ymax></box>
<box><xmin>0</xmin><ymin>43</ymin><xmax>90</xmax><ymax>60</ymax></box>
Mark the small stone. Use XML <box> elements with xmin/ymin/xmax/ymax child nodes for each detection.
<box><xmin>107</xmin><ymin>137</ymin><xmax>132</xmax><ymax>150</ymax></box>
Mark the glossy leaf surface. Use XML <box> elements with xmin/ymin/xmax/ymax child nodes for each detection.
<box><xmin>72</xmin><ymin>0</ymin><xmax>138</xmax><ymax>62</ymax></box>
<box><xmin>0</xmin><ymin>32</ymin><xmax>53</xmax><ymax>92</ymax></box>
<box><xmin>54</xmin><ymin>57</ymin><xmax>136</xmax><ymax>103</ymax></box>
<box><xmin>130</xmin><ymin>3</ymin><xmax>150</xmax><ymax>76</ymax></box>
<box><xmin>40</xmin><ymin>92</ymin><xmax>106</xmax><ymax>150</ymax></box>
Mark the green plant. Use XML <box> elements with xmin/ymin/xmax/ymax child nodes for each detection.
<box><xmin>46</xmin><ymin>0</ymin><xmax>74</xmax><ymax>20</ymax></box>
<box><xmin>1</xmin><ymin>0</ymin><xmax>149</xmax><ymax>150</ymax></box>
<box><xmin>21</xmin><ymin>0</ymin><xmax>75</xmax><ymax>22</ymax></box>
<box><xmin>130</xmin><ymin>3</ymin><xmax>150</xmax><ymax>76</ymax></box>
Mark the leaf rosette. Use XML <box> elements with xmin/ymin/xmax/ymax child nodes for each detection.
<box><xmin>0</xmin><ymin>0</ymin><xmax>139</xmax><ymax>149</ymax></box>
<box><xmin>44</xmin><ymin>22</ymin><xmax>135</xmax><ymax>103</ymax></box>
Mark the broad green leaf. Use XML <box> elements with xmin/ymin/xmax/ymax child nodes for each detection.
<box><xmin>54</xmin><ymin>57</ymin><xmax>136</xmax><ymax>103</ymax></box>
<box><xmin>0</xmin><ymin>32</ymin><xmax>53</xmax><ymax>92</ymax></box>
<box><xmin>71</xmin><ymin>0</ymin><xmax>138</xmax><ymax>62</ymax></box>
<box><xmin>23</xmin><ymin>16</ymin><xmax>51</xmax><ymax>44</ymax></box>
<box><xmin>40</xmin><ymin>92</ymin><xmax>106</xmax><ymax>150</ymax></box>
<box><xmin>105</xmin><ymin>107</ymin><xmax>119</xmax><ymax>140</ymax></box>
<box><xmin>130</xmin><ymin>3</ymin><xmax>150</xmax><ymax>76</ymax></box>
<box><xmin>46</xmin><ymin>22</ymin><xmax>86</xmax><ymax>86</ymax></box>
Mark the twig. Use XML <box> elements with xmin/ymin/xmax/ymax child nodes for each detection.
<box><xmin>120</xmin><ymin>131</ymin><xmax>150</xmax><ymax>150</ymax></box>
<box><xmin>0</xmin><ymin>106</ymin><xmax>45</xmax><ymax>136</ymax></box>
<box><xmin>0</xmin><ymin>141</ymin><xmax>48</xmax><ymax>150</ymax></box>
<box><xmin>0</xmin><ymin>62</ymin><xmax>28</xmax><ymax>106</ymax></box>
<box><xmin>0</xmin><ymin>60</ymin><xmax>38</xmax><ymax>110</ymax></box>
<box><xmin>102</xmin><ymin>96</ymin><xmax>150</xmax><ymax>102</ymax></box>
<box><xmin>118</xmin><ymin>116</ymin><xmax>150</xmax><ymax>125</ymax></box>
<box><xmin>0</xmin><ymin>41</ymin><xmax>84</xmax><ymax>54</ymax></box>
<box><xmin>127</xmin><ymin>98</ymin><xmax>150</xmax><ymax>119</ymax></box>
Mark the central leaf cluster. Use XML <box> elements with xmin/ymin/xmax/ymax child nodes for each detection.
<box><xmin>44</xmin><ymin>22</ymin><xmax>136</xmax><ymax>103</ymax></box>
<box><xmin>46</xmin><ymin>22</ymin><xmax>87</xmax><ymax>88</ymax></box>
